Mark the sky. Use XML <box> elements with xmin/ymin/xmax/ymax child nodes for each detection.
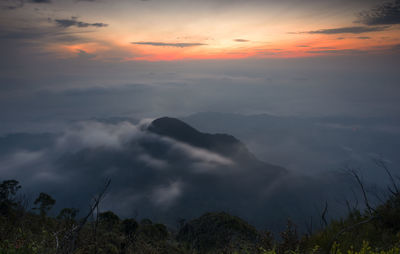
<box><xmin>0</xmin><ymin>0</ymin><xmax>400</xmax><ymax>132</ymax></box>
<box><xmin>1</xmin><ymin>0</ymin><xmax>400</xmax><ymax>61</ymax></box>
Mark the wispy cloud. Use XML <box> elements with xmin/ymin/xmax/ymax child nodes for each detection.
<box><xmin>169</xmin><ymin>140</ymin><xmax>234</xmax><ymax>167</ymax></box>
<box><xmin>234</xmin><ymin>39</ymin><xmax>249</xmax><ymax>42</ymax></box>
<box><xmin>313</xmin><ymin>47</ymin><xmax>335</xmax><ymax>50</ymax></box>
<box><xmin>304</xmin><ymin>26</ymin><xmax>388</xmax><ymax>34</ymax></box>
<box><xmin>358</xmin><ymin>0</ymin><xmax>400</xmax><ymax>25</ymax></box>
<box><xmin>131</xmin><ymin>41</ymin><xmax>206</xmax><ymax>48</ymax></box>
<box><xmin>56</xmin><ymin>121</ymin><xmax>141</xmax><ymax>151</ymax></box>
<box><xmin>307</xmin><ymin>49</ymin><xmax>364</xmax><ymax>54</ymax></box>
<box><xmin>151</xmin><ymin>181</ymin><xmax>183</xmax><ymax>207</ymax></box>
<box><xmin>54</xmin><ymin>18</ymin><xmax>108</xmax><ymax>28</ymax></box>
<box><xmin>77</xmin><ymin>49</ymin><xmax>96</xmax><ymax>59</ymax></box>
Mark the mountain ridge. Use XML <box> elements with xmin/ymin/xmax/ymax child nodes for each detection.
<box><xmin>147</xmin><ymin>117</ymin><xmax>260</xmax><ymax>163</ymax></box>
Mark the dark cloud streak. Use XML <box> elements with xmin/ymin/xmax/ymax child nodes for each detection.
<box><xmin>234</xmin><ymin>39</ymin><xmax>249</xmax><ymax>42</ymax></box>
<box><xmin>0</xmin><ymin>26</ymin><xmax>93</xmax><ymax>45</ymax></box>
<box><xmin>54</xmin><ymin>18</ymin><xmax>108</xmax><ymax>28</ymax></box>
<box><xmin>304</xmin><ymin>26</ymin><xmax>388</xmax><ymax>34</ymax></box>
<box><xmin>307</xmin><ymin>49</ymin><xmax>364</xmax><ymax>54</ymax></box>
<box><xmin>131</xmin><ymin>41</ymin><xmax>206</xmax><ymax>48</ymax></box>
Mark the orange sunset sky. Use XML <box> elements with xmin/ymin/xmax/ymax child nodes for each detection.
<box><xmin>1</xmin><ymin>0</ymin><xmax>399</xmax><ymax>61</ymax></box>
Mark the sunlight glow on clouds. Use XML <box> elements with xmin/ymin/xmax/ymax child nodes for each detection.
<box><xmin>0</xmin><ymin>0</ymin><xmax>399</xmax><ymax>60</ymax></box>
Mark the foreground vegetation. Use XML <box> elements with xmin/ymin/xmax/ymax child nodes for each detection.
<box><xmin>1</xmin><ymin>176</ymin><xmax>400</xmax><ymax>254</ymax></box>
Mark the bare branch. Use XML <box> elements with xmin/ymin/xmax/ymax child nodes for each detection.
<box><xmin>321</xmin><ymin>201</ymin><xmax>328</xmax><ymax>228</ymax></box>
<box><xmin>345</xmin><ymin>167</ymin><xmax>375</xmax><ymax>215</ymax></box>
<box><xmin>57</xmin><ymin>178</ymin><xmax>111</xmax><ymax>254</ymax></box>
<box><xmin>77</xmin><ymin>178</ymin><xmax>111</xmax><ymax>233</ymax></box>
<box><xmin>373</xmin><ymin>157</ymin><xmax>399</xmax><ymax>195</ymax></box>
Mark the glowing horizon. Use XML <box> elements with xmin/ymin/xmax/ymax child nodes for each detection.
<box><xmin>1</xmin><ymin>0</ymin><xmax>399</xmax><ymax>61</ymax></box>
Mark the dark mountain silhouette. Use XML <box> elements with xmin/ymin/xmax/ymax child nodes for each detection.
<box><xmin>149</xmin><ymin>117</ymin><xmax>242</xmax><ymax>151</ymax></box>
<box><xmin>148</xmin><ymin>117</ymin><xmax>265</xmax><ymax>164</ymax></box>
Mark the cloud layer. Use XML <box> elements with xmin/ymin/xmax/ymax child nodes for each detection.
<box><xmin>1</xmin><ymin>113</ymin><xmax>398</xmax><ymax>231</ymax></box>
<box><xmin>0</xmin><ymin>119</ymin><xmax>284</xmax><ymax>223</ymax></box>
<box><xmin>0</xmin><ymin>118</ymin><xmax>354</xmax><ymax>230</ymax></box>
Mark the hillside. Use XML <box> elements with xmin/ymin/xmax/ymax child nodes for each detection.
<box><xmin>1</xmin><ymin>178</ymin><xmax>400</xmax><ymax>253</ymax></box>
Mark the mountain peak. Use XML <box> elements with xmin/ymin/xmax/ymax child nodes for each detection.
<box><xmin>149</xmin><ymin>117</ymin><xmax>202</xmax><ymax>140</ymax></box>
<box><xmin>148</xmin><ymin>117</ymin><xmax>251</xmax><ymax>159</ymax></box>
